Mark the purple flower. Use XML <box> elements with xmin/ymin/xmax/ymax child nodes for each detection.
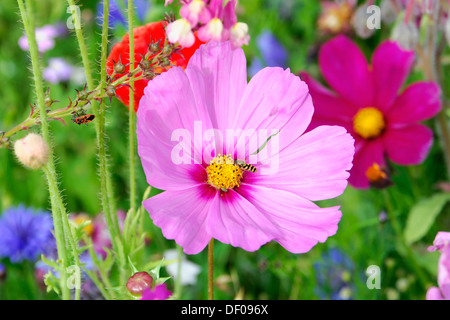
<box><xmin>248</xmin><ymin>30</ymin><xmax>287</xmax><ymax>77</ymax></box>
<box><xmin>96</xmin><ymin>0</ymin><xmax>151</xmax><ymax>29</ymax></box>
<box><xmin>0</xmin><ymin>205</ymin><xmax>54</xmax><ymax>263</ymax></box>
<box><xmin>141</xmin><ymin>284</ymin><xmax>172</xmax><ymax>300</ymax></box>
<box><xmin>18</xmin><ymin>23</ymin><xmax>66</xmax><ymax>53</ymax></box>
<box><xmin>43</xmin><ymin>58</ymin><xmax>73</xmax><ymax>84</ymax></box>
<box><xmin>314</xmin><ymin>248</ymin><xmax>354</xmax><ymax>300</ymax></box>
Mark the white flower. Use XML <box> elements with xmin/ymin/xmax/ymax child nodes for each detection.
<box><xmin>229</xmin><ymin>22</ymin><xmax>250</xmax><ymax>48</ymax></box>
<box><xmin>164</xmin><ymin>249</ymin><xmax>201</xmax><ymax>286</ymax></box>
<box><xmin>166</xmin><ymin>19</ymin><xmax>195</xmax><ymax>48</ymax></box>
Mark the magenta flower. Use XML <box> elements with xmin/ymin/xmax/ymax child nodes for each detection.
<box><xmin>301</xmin><ymin>35</ymin><xmax>441</xmax><ymax>189</ymax></box>
<box><xmin>137</xmin><ymin>41</ymin><xmax>354</xmax><ymax>255</ymax></box>
<box><xmin>427</xmin><ymin>232</ymin><xmax>450</xmax><ymax>300</ymax></box>
<box><xmin>141</xmin><ymin>284</ymin><xmax>172</xmax><ymax>300</ymax></box>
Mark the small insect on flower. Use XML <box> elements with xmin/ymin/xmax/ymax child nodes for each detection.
<box><xmin>72</xmin><ymin>114</ymin><xmax>95</xmax><ymax>126</ymax></box>
<box><xmin>235</xmin><ymin>159</ymin><xmax>257</xmax><ymax>173</ymax></box>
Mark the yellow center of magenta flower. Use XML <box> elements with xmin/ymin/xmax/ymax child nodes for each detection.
<box><xmin>353</xmin><ymin>107</ymin><xmax>385</xmax><ymax>139</ymax></box>
<box><xmin>206</xmin><ymin>154</ymin><xmax>243</xmax><ymax>190</ymax></box>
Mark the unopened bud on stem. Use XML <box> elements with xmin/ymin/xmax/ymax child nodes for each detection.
<box><xmin>126</xmin><ymin>271</ymin><xmax>153</xmax><ymax>297</ymax></box>
<box><xmin>14</xmin><ymin>133</ymin><xmax>49</xmax><ymax>170</ymax></box>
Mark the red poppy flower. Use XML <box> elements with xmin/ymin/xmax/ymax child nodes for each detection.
<box><xmin>107</xmin><ymin>22</ymin><xmax>203</xmax><ymax>111</ymax></box>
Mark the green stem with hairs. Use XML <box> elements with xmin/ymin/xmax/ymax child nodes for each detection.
<box><xmin>128</xmin><ymin>0</ymin><xmax>137</xmax><ymax>216</ymax></box>
<box><xmin>17</xmin><ymin>0</ymin><xmax>81</xmax><ymax>300</ymax></box>
<box><xmin>98</xmin><ymin>0</ymin><xmax>127</xmax><ymax>282</ymax></box>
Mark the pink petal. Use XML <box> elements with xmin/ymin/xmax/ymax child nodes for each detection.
<box><xmin>245</xmin><ymin>125</ymin><xmax>354</xmax><ymax>201</ymax></box>
<box><xmin>301</xmin><ymin>72</ymin><xmax>357</xmax><ymax>119</ymax></box>
<box><xmin>372</xmin><ymin>41</ymin><xmax>415</xmax><ymax>112</ymax></box>
<box><xmin>387</xmin><ymin>82</ymin><xmax>442</xmax><ymax>125</ymax></box>
<box><xmin>233</xmin><ymin>67</ymin><xmax>314</xmax><ymax>153</ymax></box>
<box><xmin>429</xmin><ymin>232</ymin><xmax>450</xmax><ymax>252</ymax></box>
<box><xmin>206</xmin><ymin>189</ymin><xmax>280</xmax><ymax>252</ymax></box>
<box><xmin>143</xmin><ymin>186</ymin><xmax>215</xmax><ymax>254</ymax></box>
<box><xmin>383</xmin><ymin>124</ymin><xmax>433</xmax><ymax>165</ymax></box>
<box><xmin>319</xmin><ymin>35</ymin><xmax>374</xmax><ymax>108</ymax></box>
<box><xmin>348</xmin><ymin>139</ymin><xmax>385</xmax><ymax>189</ymax></box>
<box><xmin>426</xmin><ymin>287</ymin><xmax>444</xmax><ymax>300</ymax></box>
<box><xmin>137</xmin><ymin>68</ymin><xmax>211</xmax><ymax>190</ymax></box>
<box><xmin>185</xmin><ymin>41</ymin><xmax>247</xmax><ymax>131</ymax></box>
<box><xmin>237</xmin><ymin>185</ymin><xmax>342</xmax><ymax>254</ymax></box>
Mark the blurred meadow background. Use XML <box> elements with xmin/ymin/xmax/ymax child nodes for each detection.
<box><xmin>0</xmin><ymin>0</ymin><xmax>449</xmax><ymax>300</ymax></box>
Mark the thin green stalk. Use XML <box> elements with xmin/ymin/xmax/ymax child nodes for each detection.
<box><xmin>17</xmin><ymin>0</ymin><xmax>73</xmax><ymax>300</ymax></box>
<box><xmin>99</xmin><ymin>0</ymin><xmax>127</xmax><ymax>283</ymax></box>
<box><xmin>174</xmin><ymin>245</ymin><xmax>183</xmax><ymax>298</ymax></box>
<box><xmin>128</xmin><ymin>0</ymin><xmax>137</xmax><ymax>214</ymax></box>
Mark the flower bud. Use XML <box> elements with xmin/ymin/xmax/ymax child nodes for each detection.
<box><xmin>14</xmin><ymin>133</ymin><xmax>49</xmax><ymax>170</ymax></box>
<box><xmin>114</xmin><ymin>60</ymin><xmax>126</xmax><ymax>74</ymax></box>
<box><xmin>139</xmin><ymin>59</ymin><xmax>152</xmax><ymax>71</ymax></box>
<box><xmin>126</xmin><ymin>271</ymin><xmax>153</xmax><ymax>297</ymax></box>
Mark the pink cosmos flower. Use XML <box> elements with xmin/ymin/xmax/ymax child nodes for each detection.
<box><xmin>427</xmin><ymin>232</ymin><xmax>450</xmax><ymax>300</ymax></box>
<box><xmin>301</xmin><ymin>35</ymin><xmax>441</xmax><ymax>189</ymax></box>
<box><xmin>137</xmin><ymin>41</ymin><xmax>355</xmax><ymax>255</ymax></box>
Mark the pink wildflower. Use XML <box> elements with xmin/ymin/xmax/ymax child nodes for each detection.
<box><xmin>137</xmin><ymin>41</ymin><xmax>354</xmax><ymax>254</ymax></box>
<box><xmin>427</xmin><ymin>232</ymin><xmax>450</xmax><ymax>300</ymax></box>
<box><xmin>301</xmin><ymin>35</ymin><xmax>441</xmax><ymax>189</ymax></box>
<box><xmin>141</xmin><ymin>284</ymin><xmax>172</xmax><ymax>300</ymax></box>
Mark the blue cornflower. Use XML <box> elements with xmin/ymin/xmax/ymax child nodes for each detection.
<box><xmin>0</xmin><ymin>205</ymin><xmax>54</xmax><ymax>263</ymax></box>
<box><xmin>97</xmin><ymin>0</ymin><xmax>151</xmax><ymax>29</ymax></box>
<box><xmin>314</xmin><ymin>248</ymin><xmax>355</xmax><ymax>300</ymax></box>
<box><xmin>248</xmin><ymin>30</ymin><xmax>288</xmax><ymax>77</ymax></box>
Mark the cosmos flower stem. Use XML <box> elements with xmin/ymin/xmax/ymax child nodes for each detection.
<box><xmin>128</xmin><ymin>0</ymin><xmax>137</xmax><ymax>214</ymax></box>
<box><xmin>382</xmin><ymin>190</ymin><xmax>429</xmax><ymax>288</ymax></box>
<box><xmin>208</xmin><ymin>239</ymin><xmax>214</xmax><ymax>300</ymax></box>
<box><xmin>17</xmin><ymin>0</ymin><xmax>77</xmax><ymax>300</ymax></box>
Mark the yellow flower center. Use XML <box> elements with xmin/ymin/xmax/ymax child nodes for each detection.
<box><xmin>353</xmin><ymin>107</ymin><xmax>385</xmax><ymax>139</ymax></box>
<box><xmin>206</xmin><ymin>154</ymin><xmax>243</xmax><ymax>190</ymax></box>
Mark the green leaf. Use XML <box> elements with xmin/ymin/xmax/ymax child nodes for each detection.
<box><xmin>404</xmin><ymin>193</ymin><xmax>450</xmax><ymax>245</ymax></box>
